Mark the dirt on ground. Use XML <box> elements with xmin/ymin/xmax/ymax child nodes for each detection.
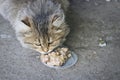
<box><xmin>0</xmin><ymin>0</ymin><xmax>120</xmax><ymax>80</ymax></box>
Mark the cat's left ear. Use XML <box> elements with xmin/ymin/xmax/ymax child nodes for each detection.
<box><xmin>51</xmin><ymin>10</ymin><xmax>65</xmax><ymax>27</ymax></box>
<box><xmin>21</xmin><ymin>17</ymin><xmax>33</xmax><ymax>27</ymax></box>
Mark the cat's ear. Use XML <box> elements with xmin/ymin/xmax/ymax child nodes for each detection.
<box><xmin>51</xmin><ymin>11</ymin><xmax>65</xmax><ymax>27</ymax></box>
<box><xmin>21</xmin><ymin>17</ymin><xmax>32</xmax><ymax>27</ymax></box>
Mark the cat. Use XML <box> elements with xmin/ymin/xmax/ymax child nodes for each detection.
<box><xmin>0</xmin><ymin>0</ymin><xmax>70</xmax><ymax>54</ymax></box>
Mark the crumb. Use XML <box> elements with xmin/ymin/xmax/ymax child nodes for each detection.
<box><xmin>86</xmin><ymin>0</ymin><xmax>90</xmax><ymax>2</ymax></box>
<box><xmin>106</xmin><ymin>0</ymin><xmax>111</xmax><ymax>2</ymax></box>
<box><xmin>98</xmin><ymin>38</ymin><xmax>107</xmax><ymax>47</ymax></box>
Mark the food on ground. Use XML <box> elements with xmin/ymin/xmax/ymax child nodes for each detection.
<box><xmin>40</xmin><ymin>47</ymin><xmax>72</xmax><ymax>66</ymax></box>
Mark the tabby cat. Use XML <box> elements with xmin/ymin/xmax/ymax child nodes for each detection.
<box><xmin>0</xmin><ymin>0</ymin><xmax>70</xmax><ymax>54</ymax></box>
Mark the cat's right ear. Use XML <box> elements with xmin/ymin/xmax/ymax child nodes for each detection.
<box><xmin>21</xmin><ymin>17</ymin><xmax>32</xmax><ymax>27</ymax></box>
<box><xmin>51</xmin><ymin>10</ymin><xmax>65</xmax><ymax>27</ymax></box>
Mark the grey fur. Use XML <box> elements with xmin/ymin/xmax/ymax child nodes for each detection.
<box><xmin>0</xmin><ymin>0</ymin><xmax>68</xmax><ymax>23</ymax></box>
<box><xmin>0</xmin><ymin>0</ymin><xmax>68</xmax><ymax>33</ymax></box>
<box><xmin>25</xmin><ymin>0</ymin><xmax>61</xmax><ymax>36</ymax></box>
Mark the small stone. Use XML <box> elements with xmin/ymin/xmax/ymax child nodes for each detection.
<box><xmin>98</xmin><ymin>38</ymin><xmax>107</xmax><ymax>47</ymax></box>
<box><xmin>86</xmin><ymin>0</ymin><xmax>90</xmax><ymax>2</ymax></box>
<box><xmin>99</xmin><ymin>40</ymin><xmax>107</xmax><ymax>47</ymax></box>
<box><xmin>106</xmin><ymin>0</ymin><xmax>111</xmax><ymax>2</ymax></box>
<box><xmin>0</xmin><ymin>34</ymin><xmax>12</xmax><ymax>39</ymax></box>
<box><xmin>93</xmin><ymin>51</ymin><xmax>97</xmax><ymax>54</ymax></box>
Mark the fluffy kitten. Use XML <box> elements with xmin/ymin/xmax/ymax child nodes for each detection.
<box><xmin>0</xmin><ymin>0</ymin><xmax>70</xmax><ymax>54</ymax></box>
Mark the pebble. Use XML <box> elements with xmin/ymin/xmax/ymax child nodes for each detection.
<box><xmin>86</xmin><ymin>0</ymin><xmax>90</xmax><ymax>2</ymax></box>
<box><xmin>99</xmin><ymin>42</ymin><xmax>107</xmax><ymax>47</ymax></box>
<box><xmin>106</xmin><ymin>0</ymin><xmax>111</xmax><ymax>2</ymax></box>
<box><xmin>0</xmin><ymin>34</ymin><xmax>12</xmax><ymax>39</ymax></box>
<box><xmin>98</xmin><ymin>38</ymin><xmax>107</xmax><ymax>47</ymax></box>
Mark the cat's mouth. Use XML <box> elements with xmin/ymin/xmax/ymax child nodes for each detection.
<box><xmin>39</xmin><ymin>46</ymin><xmax>60</xmax><ymax>54</ymax></box>
<box><xmin>41</xmin><ymin>50</ymin><xmax>53</xmax><ymax>54</ymax></box>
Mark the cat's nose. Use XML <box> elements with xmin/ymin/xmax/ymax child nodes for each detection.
<box><xmin>43</xmin><ymin>47</ymin><xmax>48</xmax><ymax>52</ymax></box>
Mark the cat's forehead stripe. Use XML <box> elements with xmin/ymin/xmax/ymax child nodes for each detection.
<box><xmin>33</xmin><ymin>15</ymin><xmax>49</xmax><ymax>37</ymax></box>
<box><xmin>33</xmin><ymin>14</ymin><xmax>49</xmax><ymax>24</ymax></box>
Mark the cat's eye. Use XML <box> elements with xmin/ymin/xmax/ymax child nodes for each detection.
<box><xmin>48</xmin><ymin>42</ymin><xmax>52</xmax><ymax>45</ymax></box>
<box><xmin>35</xmin><ymin>44</ymin><xmax>41</xmax><ymax>46</ymax></box>
<box><xmin>48</xmin><ymin>42</ymin><xmax>51</xmax><ymax>45</ymax></box>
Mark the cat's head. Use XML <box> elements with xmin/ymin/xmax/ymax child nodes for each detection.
<box><xmin>17</xmin><ymin>10</ymin><xmax>70</xmax><ymax>54</ymax></box>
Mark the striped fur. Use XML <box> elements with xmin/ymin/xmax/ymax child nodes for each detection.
<box><xmin>0</xmin><ymin>0</ymin><xmax>70</xmax><ymax>54</ymax></box>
